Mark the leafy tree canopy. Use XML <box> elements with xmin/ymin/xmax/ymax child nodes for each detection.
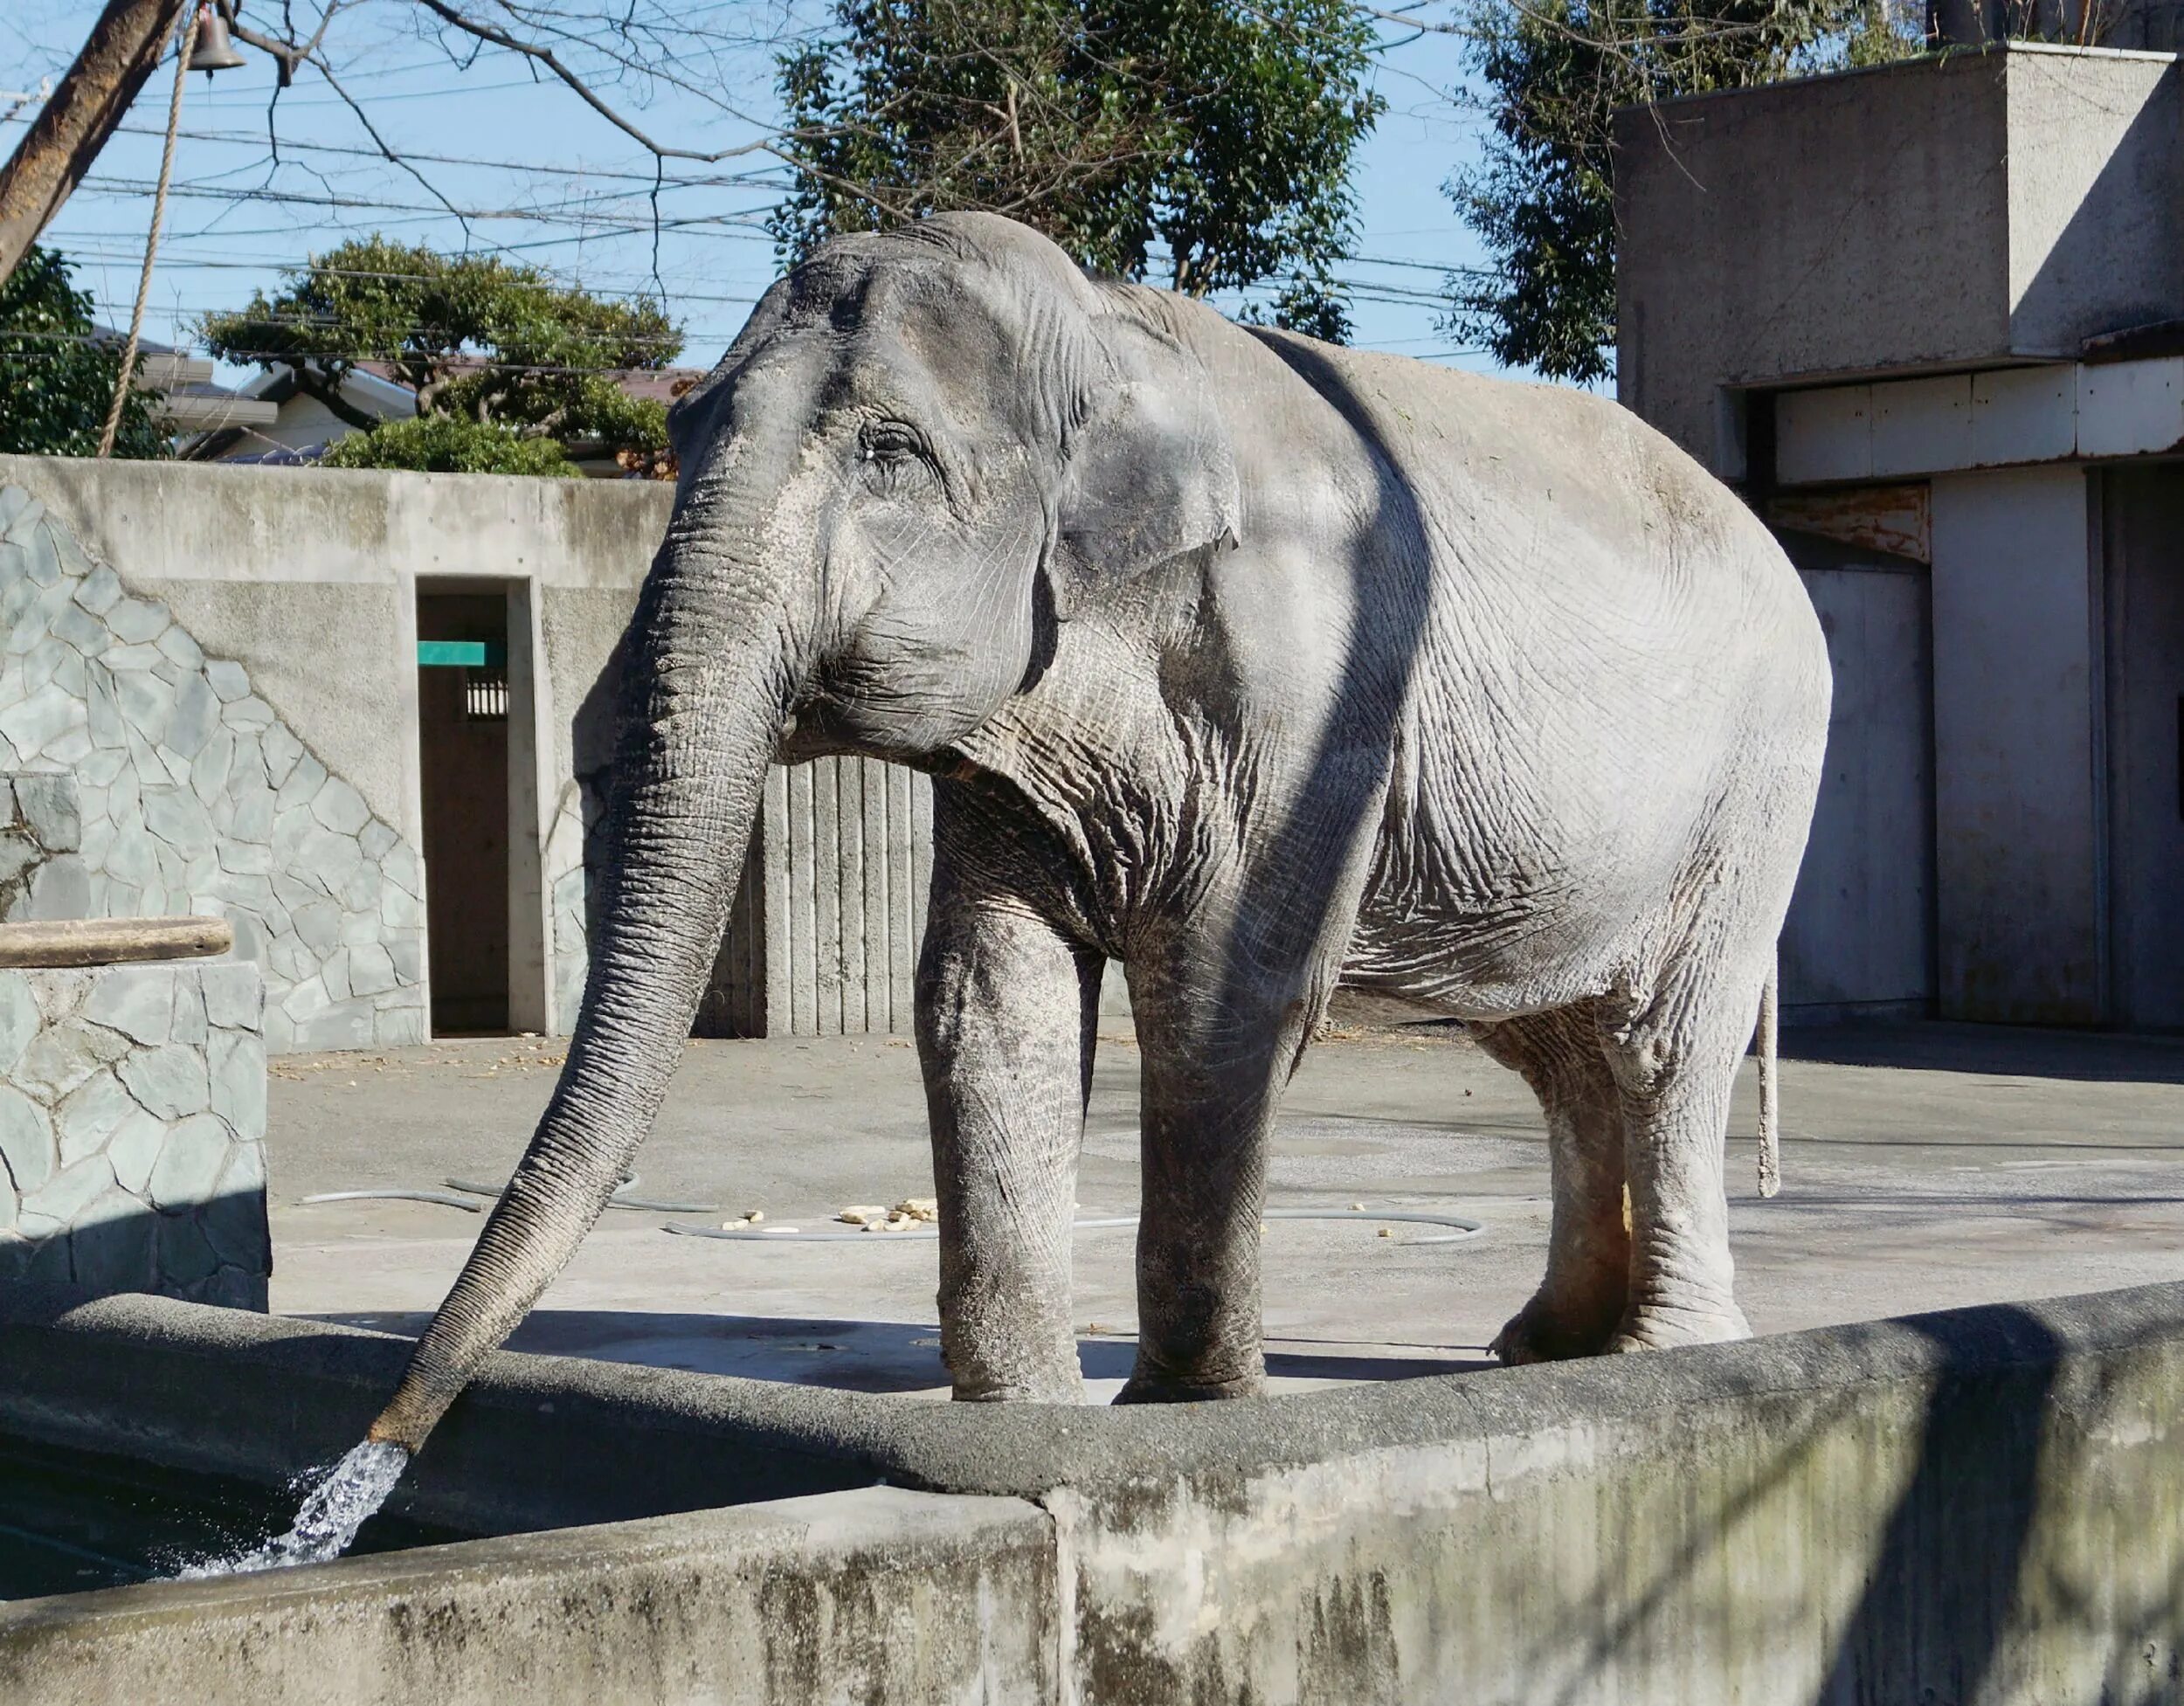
<box><xmin>198</xmin><ymin>237</ymin><xmax>681</xmax><ymax>460</ymax></box>
<box><xmin>771</xmin><ymin>0</ymin><xmax>1384</xmax><ymax>342</ymax></box>
<box><xmin>1449</xmin><ymin>0</ymin><xmax>1916</xmax><ymax>382</ymax></box>
<box><xmin>0</xmin><ymin>245</ymin><xmax>166</xmax><ymax>459</ymax></box>
<box><xmin>318</xmin><ymin>414</ymin><xmax>583</xmax><ymax>478</ymax></box>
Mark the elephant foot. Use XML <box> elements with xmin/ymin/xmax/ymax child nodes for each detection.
<box><xmin>943</xmin><ymin>1346</ymin><xmax>1085</xmax><ymax>1406</ymax></box>
<box><xmin>1488</xmin><ymin>1294</ymin><xmax>1624</xmax><ymax>1365</ymax></box>
<box><xmin>950</xmin><ymin>1377</ymin><xmax>1085</xmax><ymax>1404</ymax></box>
<box><xmin>1113</xmin><ymin>1359</ymin><xmax>1265</xmax><ymax>1405</ymax></box>
<box><xmin>1606</xmin><ymin>1300</ymin><xmax>1752</xmax><ymax>1355</ymax></box>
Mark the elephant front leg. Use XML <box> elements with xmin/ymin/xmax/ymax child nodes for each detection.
<box><xmin>917</xmin><ymin>881</ymin><xmax>1102</xmax><ymax>1404</ymax></box>
<box><xmin>1116</xmin><ymin>964</ymin><xmax>1313</xmax><ymax>1405</ymax></box>
<box><xmin>1119</xmin><ymin>1084</ymin><xmax>1274</xmax><ymax>1402</ymax></box>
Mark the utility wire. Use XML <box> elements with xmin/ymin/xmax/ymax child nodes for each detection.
<box><xmin>73</xmin><ymin>173</ymin><xmax>778</xmax><ymax>228</ymax></box>
<box><xmin>0</xmin><ymin>112</ymin><xmax>793</xmax><ymax>191</ymax></box>
<box><xmin>13</xmin><ymin>331</ymin><xmax>715</xmax><ymax>379</ymax></box>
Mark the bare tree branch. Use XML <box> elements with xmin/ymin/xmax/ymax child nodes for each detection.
<box><xmin>400</xmin><ymin>0</ymin><xmax>780</xmax><ymax>164</ymax></box>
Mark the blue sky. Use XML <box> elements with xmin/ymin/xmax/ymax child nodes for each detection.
<box><xmin>3</xmin><ymin>3</ymin><xmax>1503</xmax><ymax>385</ymax></box>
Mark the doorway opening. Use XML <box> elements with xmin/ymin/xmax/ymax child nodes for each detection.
<box><xmin>418</xmin><ymin>587</ymin><xmax>514</xmax><ymax>1034</ymax></box>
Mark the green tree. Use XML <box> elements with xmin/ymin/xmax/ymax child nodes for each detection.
<box><xmin>1449</xmin><ymin>0</ymin><xmax>1916</xmax><ymax>382</ymax></box>
<box><xmin>0</xmin><ymin>245</ymin><xmax>166</xmax><ymax>459</ymax></box>
<box><xmin>199</xmin><ymin>237</ymin><xmax>681</xmax><ymax>466</ymax></box>
<box><xmin>318</xmin><ymin>414</ymin><xmax>582</xmax><ymax>478</ymax></box>
<box><xmin>772</xmin><ymin>0</ymin><xmax>1383</xmax><ymax>342</ymax></box>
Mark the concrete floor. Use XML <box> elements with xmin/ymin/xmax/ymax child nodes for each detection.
<box><xmin>266</xmin><ymin>1019</ymin><xmax>2184</xmax><ymax>1401</ymax></box>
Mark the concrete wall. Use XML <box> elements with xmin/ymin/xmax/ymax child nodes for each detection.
<box><xmin>1615</xmin><ymin>47</ymin><xmax>2184</xmax><ymax>474</ymax></box>
<box><xmin>2005</xmin><ymin>48</ymin><xmax>2184</xmax><ymax>356</ymax></box>
<box><xmin>0</xmin><ymin>454</ymin><xmax>997</xmax><ymax>1046</ymax></box>
<box><xmin>0</xmin><ymin>1490</ymin><xmax>1054</xmax><ymax>1706</ymax></box>
<box><xmin>9</xmin><ymin>1281</ymin><xmax>2184</xmax><ymax>1701</ymax></box>
<box><xmin>0</xmin><ymin>964</ymin><xmax>266</xmax><ymax>1307</ymax></box>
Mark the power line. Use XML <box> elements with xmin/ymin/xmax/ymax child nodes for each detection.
<box><xmin>48</xmin><ymin>245</ymin><xmax>774</xmax><ymax>307</ymax></box>
<box><xmin>0</xmin><ymin>111</ymin><xmax>795</xmax><ymax>192</ymax></box>
<box><xmin>75</xmin><ymin>172</ymin><xmax>778</xmax><ymax>229</ymax></box>
<box><xmin>1</xmin><ymin>330</ymin><xmax>710</xmax><ymax>379</ymax></box>
<box><xmin>192</xmin><ymin>75</ymin><xmax>570</xmax><ymax>110</ymax></box>
<box><xmin>51</xmin><ymin>242</ymin><xmax>1489</xmax><ymax>300</ymax></box>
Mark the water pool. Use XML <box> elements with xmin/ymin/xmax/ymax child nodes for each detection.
<box><xmin>0</xmin><ymin>1434</ymin><xmax>467</xmax><ymax>1600</ymax></box>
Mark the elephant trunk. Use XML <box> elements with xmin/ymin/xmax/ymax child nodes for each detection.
<box><xmin>369</xmin><ymin>439</ymin><xmax>810</xmax><ymax>1454</ymax></box>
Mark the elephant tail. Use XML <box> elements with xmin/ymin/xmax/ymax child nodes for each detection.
<box><xmin>1756</xmin><ymin>958</ymin><xmax>1781</xmax><ymax>1199</ymax></box>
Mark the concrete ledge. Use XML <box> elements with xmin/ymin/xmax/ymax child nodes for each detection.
<box><xmin>0</xmin><ymin>1488</ymin><xmax>1055</xmax><ymax>1706</ymax></box>
<box><xmin>7</xmin><ymin>1282</ymin><xmax>2184</xmax><ymax>1701</ymax></box>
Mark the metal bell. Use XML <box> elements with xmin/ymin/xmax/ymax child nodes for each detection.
<box><xmin>186</xmin><ymin>7</ymin><xmax>247</xmax><ymax>75</ymax></box>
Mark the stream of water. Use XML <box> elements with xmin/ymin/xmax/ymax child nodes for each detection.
<box><xmin>174</xmin><ymin>1441</ymin><xmax>410</xmax><ymax>1579</ymax></box>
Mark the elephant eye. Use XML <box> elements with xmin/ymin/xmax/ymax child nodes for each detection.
<box><xmin>858</xmin><ymin>421</ymin><xmax>936</xmax><ymax>496</ymax></box>
<box><xmin>860</xmin><ymin>421</ymin><xmax>921</xmax><ymax>462</ymax></box>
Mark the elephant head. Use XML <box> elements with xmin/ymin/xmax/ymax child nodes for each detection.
<box><xmin>366</xmin><ymin>214</ymin><xmax>1241</xmax><ymax>1452</ymax></box>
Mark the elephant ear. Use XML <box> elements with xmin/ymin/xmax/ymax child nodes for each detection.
<box><xmin>1047</xmin><ymin>300</ymin><xmax>1241</xmax><ymax>618</ymax></box>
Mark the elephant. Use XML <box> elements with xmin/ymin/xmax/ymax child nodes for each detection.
<box><xmin>367</xmin><ymin>211</ymin><xmax>1828</xmax><ymax>1452</ymax></box>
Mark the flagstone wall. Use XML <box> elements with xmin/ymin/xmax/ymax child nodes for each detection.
<box><xmin>0</xmin><ymin>484</ymin><xmax>426</xmax><ymax>1053</ymax></box>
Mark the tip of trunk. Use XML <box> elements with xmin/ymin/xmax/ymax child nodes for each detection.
<box><xmin>366</xmin><ymin>1378</ymin><xmax>452</xmax><ymax>1455</ymax></box>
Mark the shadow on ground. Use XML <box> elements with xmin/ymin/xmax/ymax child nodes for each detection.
<box><xmin>303</xmin><ymin>1310</ymin><xmax>1489</xmax><ymax>1394</ymax></box>
<box><xmin>1784</xmin><ymin>1020</ymin><xmax>2184</xmax><ymax>1085</ymax></box>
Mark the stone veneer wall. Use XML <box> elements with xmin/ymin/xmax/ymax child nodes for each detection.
<box><xmin>0</xmin><ymin>485</ymin><xmax>425</xmax><ymax>1052</ymax></box>
<box><xmin>0</xmin><ymin>958</ymin><xmax>269</xmax><ymax>1307</ymax></box>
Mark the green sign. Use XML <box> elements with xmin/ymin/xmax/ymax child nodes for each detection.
<box><xmin>417</xmin><ymin>640</ymin><xmax>506</xmax><ymax>667</ymax></box>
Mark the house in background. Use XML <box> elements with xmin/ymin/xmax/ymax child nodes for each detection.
<box><xmin>183</xmin><ymin>362</ymin><xmax>708</xmax><ymax>475</ymax></box>
<box><xmin>1616</xmin><ymin>43</ymin><xmax>2184</xmax><ymax>1030</ymax></box>
<box><xmin>98</xmin><ymin>334</ymin><xmax>280</xmax><ymax>444</ymax></box>
<box><xmin>183</xmin><ymin>362</ymin><xmax>413</xmax><ymax>465</ymax></box>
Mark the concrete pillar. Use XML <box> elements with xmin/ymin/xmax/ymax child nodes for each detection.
<box><xmin>505</xmin><ymin>579</ymin><xmax>552</xmax><ymax>1035</ymax></box>
<box><xmin>1929</xmin><ymin>466</ymin><xmax>2105</xmax><ymax>1023</ymax></box>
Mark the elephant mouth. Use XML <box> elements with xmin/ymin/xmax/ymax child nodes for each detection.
<box><xmin>777</xmin><ymin>647</ymin><xmax>997</xmax><ymax>767</ymax></box>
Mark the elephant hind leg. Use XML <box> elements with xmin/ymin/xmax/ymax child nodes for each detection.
<box><xmin>1600</xmin><ymin>967</ymin><xmax>1758</xmax><ymax>1355</ymax></box>
<box><xmin>1476</xmin><ymin>1003</ymin><xmax>1630</xmax><ymax>1364</ymax></box>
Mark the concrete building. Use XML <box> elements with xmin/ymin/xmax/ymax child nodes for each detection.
<box><xmin>0</xmin><ymin>458</ymin><xmax>930</xmax><ymax>1051</ymax></box>
<box><xmin>1616</xmin><ymin>44</ymin><xmax>2184</xmax><ymax>1027</ymax></box>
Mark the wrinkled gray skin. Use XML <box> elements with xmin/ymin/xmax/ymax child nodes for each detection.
<box><xmin>370</xmin><ymin>213</ymin><xmax>1828</xmax><ymax>1447</ymax></box>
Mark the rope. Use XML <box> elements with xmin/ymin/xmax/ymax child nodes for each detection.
<box><xmin>97</xmin><ymin>3</ymin><xmax>200</xmax><ymax>459</ymax></box>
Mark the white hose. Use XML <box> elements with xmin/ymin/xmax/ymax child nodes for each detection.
<box><xmin>300</xmin><ymin>1174</ymin><xmax>720</xmax><ymax>1215</ymax></box>
<box><xmin>298</xmin><ymin>1189</ymin><xmax>484</xmax><ymax>1212</ymax></box>
<box><xmin>302</xmin><ymin>1183</ymin><xmax>1488</xmax><ymax>1247</ymax></box>
<box><xmin>667</xmin><ymin>1206</ymin><xmax>1486</xmax><ymax>1246</ymax></box>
